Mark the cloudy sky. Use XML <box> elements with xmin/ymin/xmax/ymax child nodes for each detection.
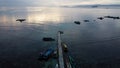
<box><xmin>0</xmin><ymin>0</ymin><xmax>120</xmax><ymax>7</ymax></box>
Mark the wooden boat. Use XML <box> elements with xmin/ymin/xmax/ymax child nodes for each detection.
<box><xmin>16</xmin><ymin>19</ymin><xmax>26</xmax><ymax>22</ymax></box>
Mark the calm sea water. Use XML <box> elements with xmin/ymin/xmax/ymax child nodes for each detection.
<box><xmin>0</xmin><ymin>7</ymin><xmax>120</xmax><ymax>68</ymax></box>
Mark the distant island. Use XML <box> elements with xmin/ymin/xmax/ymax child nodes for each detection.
<box><xmin>61</xmin><ymin>4</ymin><xmax>120</xmax><ymax>8</ymax></box>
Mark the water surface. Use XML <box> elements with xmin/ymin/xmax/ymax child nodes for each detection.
<box><xmin>0</xmin><ymin>7</ymin><xmax>120</xmax><ymax>68</ymax></box>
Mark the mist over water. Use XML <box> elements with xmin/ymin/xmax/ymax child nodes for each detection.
<box><xmin>0</xmin><ymin>7</ymin><xmax>120</xmax><ymax>68</ymax></box>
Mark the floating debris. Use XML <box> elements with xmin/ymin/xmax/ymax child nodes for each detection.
<box><xmin>83</xmin><ymin>20</ymin><xmax>89</xmax><ymax>22</ymax></box>
<box><xmin>97</xmin><ymin>17</ymin><xmax>104</xmax><ymax>20</ymax></box>
<box><xmin>16</xmin><ymin>19</ymin><xmax>26</xmax><ymax>22</ymax></box>
<box><xmin>104</xmin><ymin>16</ymin><xmax>120</xmax><ymax>19</ymax></box>
<box><xmin>74</xmin><ymin>21</ymin><xmax>80</xmax><ymax>25</ymax></box>
<box><xmin>42</xmin><ymin>37</ymin><xmax>55</xmax><ymax>41</ymax></box>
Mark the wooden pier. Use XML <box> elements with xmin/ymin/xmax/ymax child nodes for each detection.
<box><xmin>57</xmin><ymin>31</ymin><xmax>65</xmax><ymax>68</ymax></box>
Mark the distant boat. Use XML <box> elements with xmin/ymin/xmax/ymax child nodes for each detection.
<box><xmin>97</xmin><ymin>17</ymin><xmax>104</xmax><ymax>20</ymax></box>
<box><xmin>83</xmin><ymin>20</ymin><xmax>89</xmax><ymax>22</ymax></box>
<box><xmin>16</xmin><ymin>19</ymin><xmax>26</xmax><ymax>22</ymax></box>
<box><xmin>62</xmin><ymin>43</ymin><xmax>68</xmax><ymax>52</ymax></box>
<box><xmin>74</xmin><ymin>21</ymin><xmax>80</xmax><ymax>25</ymax></box>
<box><xmin>42</xmin><ymin>37</ymin><xmax>55</xmax><ymax>41</ymax></box>
<box><xmin>104</xmin><ymin>16</ymin><xmax>120</xmax><ymax>19</ymax></box>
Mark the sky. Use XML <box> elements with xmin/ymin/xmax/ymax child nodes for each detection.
<box><xmin>0</xmin><ymin>0</ymin><xmax>120</xmax><ymax>7</ymax></box>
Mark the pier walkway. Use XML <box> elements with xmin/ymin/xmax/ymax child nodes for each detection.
<box><xmin>57</xmin><ymin>31</ymin><xmax>65</xmax><ymax>68</ymax></box>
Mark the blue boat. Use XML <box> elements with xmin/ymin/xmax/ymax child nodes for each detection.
<box><xmin>38</xmin><ymin>48</ymin><xmax>54</xmax><ymax>61</ymax></box>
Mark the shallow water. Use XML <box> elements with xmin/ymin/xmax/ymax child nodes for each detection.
<box><xmin>0</xmin><ymin>7</ymin><xmax>120</xmax><ymax>68</ymax></box>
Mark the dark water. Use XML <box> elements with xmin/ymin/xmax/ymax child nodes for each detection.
<box><xmin>0</xmin><ymin>7</ymin><xmax>120</xmax><ymax>68</ymax></box>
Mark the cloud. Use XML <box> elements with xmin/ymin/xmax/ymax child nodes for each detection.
<box><xmin>0</xmin><ymin>0</ymin><xmax>120</xmax><ymax>7</ymax></box>
<box><xmin>0</xmin><ymin>0</ymin><xmax>58</xmax><ymax>7</ymax></box>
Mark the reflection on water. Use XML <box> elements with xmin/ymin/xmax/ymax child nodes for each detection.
<box><xmin>27</xmin><ymin>8</ymin><xmax>62</xmax><ymax>24</ymax></box>
<box><xmin>0</xmin><ymin>7</ymin><xmax>64</xmax><ymax>25</ymax></box>
<box><xmin>0</xmin><ymin>7</ymin><xmax>120</xmax><ymax>68</ymax></box>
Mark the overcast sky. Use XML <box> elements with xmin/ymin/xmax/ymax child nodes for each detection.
<box><xmin>0</xmin><ymin>0</ymin><xmax>120</xmax><ymax>7</ymax></box>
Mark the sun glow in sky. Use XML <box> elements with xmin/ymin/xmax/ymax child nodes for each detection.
<box><xmin>0</xmin><ymin>0</ymin><xmax>120</xmax><ymax>7</ymax></box>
